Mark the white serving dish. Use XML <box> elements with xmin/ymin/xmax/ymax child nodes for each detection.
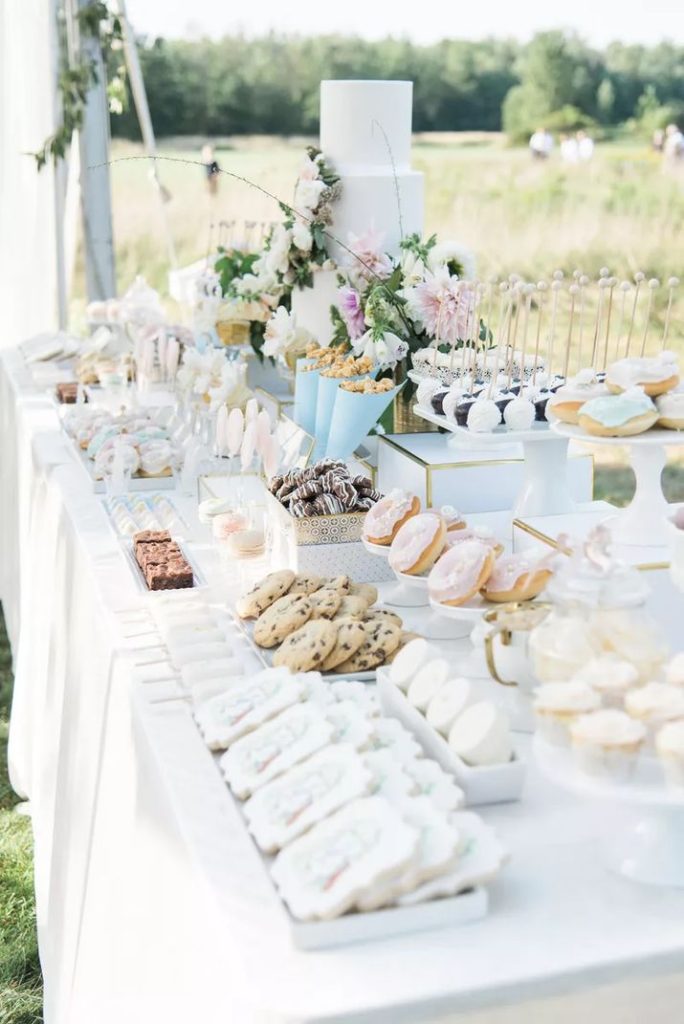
<box><xmin>123</xmin><ymin>539</ymin><xmax>207</xmax><ymax>595</ymax></box>
<box><xmin>72</xmin><ymin>442</ymin><xmax>176</xmax><ymax>494</ymax></box>
<box><xmin>232</xmin><ymin>615</ymin><xmax>376</xmax><ymax>683</ymax></box>
<box><xmin>377</xmin><ymin>670</ymin><xmax>526</xmax><ymax>805</ymax></box>
<box><xmin>288</xmin><ymin>885</ymin><xmax>487</xmax><ymax>950</ymax></box>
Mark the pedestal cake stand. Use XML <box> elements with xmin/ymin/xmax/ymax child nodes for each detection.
<box><xmin>414</xmin><ymin>405</ymin><xmax>574</xmax><ymax>518</ymax></box>
<box><xmin>551</xmin><ymin>423</ymin><xmax>683</xmax><ymax>547</ymax></box>
<box><xmin>535</xmin><ymin>736</ymin><xmax>684</xmax><ymax>888</ymax></box>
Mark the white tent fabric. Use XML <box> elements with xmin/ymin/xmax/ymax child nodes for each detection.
<box><xmin>0</xmin><ymin>0</ymin><xmax>60</xmax><ymax>347</ymax></box>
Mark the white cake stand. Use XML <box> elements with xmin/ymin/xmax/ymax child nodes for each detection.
<box><xmin>361</xmin><ymin>538</ymin><xmax>429</xmax><ymax>608</ymax></box>
<box><xmin>428</xmin><ymin>595</ymin><xmax>490</xmax><ymax>640</ymax></box>
<box><xmin>388</xmin><ymin>570</ymin><xmax>467</xmax><ymax>640</ymax></box>
<box><xmin>414</xmin><ymin>405</ymin><xmax>574</xmax><ymax>517</ymax></box>
<box><xmin>552</xmin><ymin>423</ymin><xmax>683</xmax><ymax>547</ymax></box>
<box><xmin>535</xmin><ymin>736</ymin><xmax>684</xmax><ymax>888</ymax></box>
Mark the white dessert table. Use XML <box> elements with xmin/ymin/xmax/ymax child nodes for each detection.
<box><xmin>3</xmin><ymin>344</ymin><xmax>684</xmax><ymax>1024</ymax></box>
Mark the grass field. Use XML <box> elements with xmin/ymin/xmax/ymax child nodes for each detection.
<box><xmin>0</xmin><ymin>611</ymin><xmax>42</xmax><ymax>1024</ymax></box>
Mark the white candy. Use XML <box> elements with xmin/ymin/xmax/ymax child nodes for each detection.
<box><xmin>503</xmin><ymin>396</ymin><xmax>535</xmax><ymax>431</ymax></box>
<box><xmin>389</xmin><ymin>638</ymin><xmax>431</xmax><ymax>692</ymax></box>
<box><xmin>426</xmin><ymin>677</ymin><xmax>476</xmax><ymax>737</ymax></box>
<box><xmin>467</xmin><ymin>398</ymin><xmax>501</xmax><ymax>433</ymax></box>
<box><xmin>407</xmin><ymin>658</ymin><xmax>451</xmax><ymax>712</ymax></box>
<box><xmin>448</xmin><ymin>701</ymin><xmax>513</xmax><ymax>766</ymax></box>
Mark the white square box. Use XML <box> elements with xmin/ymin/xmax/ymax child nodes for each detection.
<box><xmin>377</xmin><ymin>433</ymin><xmax>593</xmax><ymax>512</ymax></box>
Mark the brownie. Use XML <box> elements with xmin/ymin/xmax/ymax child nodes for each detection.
<box><xmin>133</xmin><ymin>530</ymin><xmax>171</xmax><ymax>556</ymax></box>
<box><xmin>145</xmin><ymin>562</ymin><xmax>193</xmax><ymax>591</ymax></box>
<box><xmin>56</xmin><ymin>382</ymin><xmax>83</xmax><ymax>404</ymax></box>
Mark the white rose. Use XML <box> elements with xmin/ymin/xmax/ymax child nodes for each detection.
<box><xmin>294</xmin><ymin>178</ymin><xmax>326</xmax><ymax>214</ymax></box>
<box><xmin>292</xmin><ymin>219</ymin><xmax>313</xmax><ymax>253</ymax></box>
<box><xmin>428</xmin><ymin>241</ymin><xmax>476</xmax><ymax>280</ymax></box>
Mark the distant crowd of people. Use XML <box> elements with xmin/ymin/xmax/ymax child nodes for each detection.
<box><xmin>529</xmin><ymin>123</ymin><xmax>684</xmax><ymax>165</ymax></box>
<box><xmin>528</xmin><ymin>128</ymin><xmax>594</xmax><ymax>163</ymax></box>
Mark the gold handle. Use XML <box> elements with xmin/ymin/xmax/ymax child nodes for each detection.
<box><xmin>484</xmin><ymin>626</ymin><xmax>519</xmax><ymax>688</ymax></box>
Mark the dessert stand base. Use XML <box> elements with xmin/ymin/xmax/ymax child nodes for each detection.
<box><xmin>552</xmin><ymin>424</ymin><xmax>683</xmax><ymax>547</ymax></box>
<box><xmin>535</xmin><ymin>736</ymin><xmax>684</xmax><ymax>888</ymax></box>
<box><xmin>414</xmin><ymin>406</ymin><xmax>575</xmax><ymax>517</ymax></box>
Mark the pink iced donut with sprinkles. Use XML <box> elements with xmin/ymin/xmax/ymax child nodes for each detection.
<box><xmin>362</xmin><ymin>488</ymin><xmax>420</xmax><ymax>546</ymax></box>
<box><xmin>388</xmin><ymin>512</ymin><xmax>447</xmax><ymax>575</ymax></box>
<box><xmin>428</xmin><ymin>539</ymin><xmax>497</xmax><ymax>607</ymax></box>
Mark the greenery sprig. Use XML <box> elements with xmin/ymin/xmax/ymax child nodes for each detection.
<box><xmin>34</xmin><ymin>1</ymin><xmax>125</xmax><ymax>170</ymax></box>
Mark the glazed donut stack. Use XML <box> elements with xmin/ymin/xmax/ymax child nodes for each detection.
<box><xmin>268</xmin><ymin>459</ymin><xmax>383</xmax><ymax>518</ymax></box>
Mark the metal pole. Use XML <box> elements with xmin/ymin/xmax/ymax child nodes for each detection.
<box><xmin>51</xmin><ymin>0</ymin><xmax>68</xmax><ymax>328</ymax></box>
<box><xmin>75</xmin><ymin>0</ymin><xmax>116</xmax><ymax>300</ymax></box>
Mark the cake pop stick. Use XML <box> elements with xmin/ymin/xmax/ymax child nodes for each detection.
<box><xmin>532</xmin><ymin>281</ymin><xmax>547</xmax><ymax>384</ymax></box>
<box><xmin>589</xmin><ymin>278</ymin><xmax>605</xmax><ymax>369</ymax></box>
<box><xmin>518</xmin><ymin>284</ymin><xmax>534</xmax><ymax>386</ymax></box>
<box><xmin>624</xmin><ymin>271</ymin><xmax>645</xmax><ymax>357</ymax></box>
<box><xmin>575</xmin><ymin>274</ymin><xmax>589</xmax><ymax>371</ymax></box>
<box><xmin>505</xmin><ymin>282</ymin><xmax>525</xmax><ymax>389</ymax></box>
<box><xmin>662</xmin><ymin>277</ymin><xmax>680</xmax><ymax>350</ymax></box>
<box><xmin>640</xmin><ymin>279</ymin><xmax>660</xmax><ymax>356</ymax></box>
<box><xmin>601</xmin><ymin>277</ymin><xmax>617</xmax><ymax>370</ymax></box>
<box><xmin>546</xmin><ymin>276</ymin><xmax>563</xmax><ymax>379</ymax></box>
<box><xmin>487</xmin><ymin>282</ymin><xmax>511</xmax><ymax>397</ymax></box>
<box><xmin>614</xmin><ymin>282</ymin><xmax>631</xmax><ymax>362</ymax></box>
<box><xmin>564</xmin><ymin>283</ymin><xmax>579</xmax><ymax>380</ymax></box>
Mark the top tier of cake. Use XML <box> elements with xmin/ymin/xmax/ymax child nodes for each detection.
<box><xmin>320</xmin><ymin>80</ymin><xmax>414</xmax><ymax>174</ymax></box>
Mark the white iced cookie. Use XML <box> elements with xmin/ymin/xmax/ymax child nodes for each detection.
<box><xmin>389</xmin><ymin>637</ymin><xmax>432</xmax><ymax>692</ymax></box>
<box><xmin>180</xmin><ymin>658</ymin><xmax>243</xmax><ymax>687</ymax></box>
<box><xmin>356</xmin><ymin>796</ymin><xmax>460</xmax><ymax>911</ymax></box>
<box><xmin>426</xmin><ymin>677</ymin><xmax>475</xmax><ymax>737</ymax></box>
<box><xmin>448</xmin><ymin>701</ymin><xmax>513</xmax><ymax>766</ymax></box>
<box><xmin>220</xmin><ymin>704</ymin><xmax>334</xmax><ymax>799</ymax></box>
<box><xmin>407</xmin><ymin>658</ymin><xmax>451</xmax><ymax>712</ymax></box>
<box><xmin>397</xmin><ymin>810</ymin><xmax>506</xmax><ymax>907</ymax></box>
<box><xmin>665</xmin><ymin>652</ymin><xmax>684</xmax><ymax>687</ymax></box>
<box><xmin>171</xmin><ymin>641</ymin><xmax>234</xmax><ymax>666</ymax></box>
<box><xmin>194</xmin><ymin>670</ymin><xmax>305</xmax><ymax>750</ymax></box>
<box><xmin>329</xmin><ymin>679</ymin><xmax>381</xmax><ymax>716</ymax></box>
<box><xmin>368</xmin><ymin>718</ymin><xmax>423</xmax><ymax>763</ymax></box>
<box><xmin>244</xmin><ymin>744</ymin><xmax>372</xmax><ymax>853</ymax></box>
<box><xmin>270</xmin><ymin>796</ymin><xmax>419</xmax><ymax>920</ymax></box>
<box><xmin>403</xmin><ymin>757</ymin><xmax>465</xmax><ymax>812</ymax></box>
<box><xmin>325</xmin><ymin>700</ymin><xmax>374</xmax><ymax>750</ymax></box>
<box><xmin>363</xmin><ymin>749</ymin><xmax>418</xmax><ymax>801</ymax></box>
<box><xmin>467</xmin><ymin>398</ymin><xmax>501</xmax><ymax>433</ymax></box>
<box><xmin>572</xmin><ymin>654</ymin><xmax>639</xmax><ymax>704</ymax></box>
<box><xmin>624</xmin><ymin>682</ymin><xmax>684</xmax><ymax>728</ymax></box>
<box><xmin>503</xmin><ymin>396</ymin><xmax>535</xmax><ymax>431</ymax></box>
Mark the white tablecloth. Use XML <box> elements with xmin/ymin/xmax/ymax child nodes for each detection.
<box><xmin>3</xmin><ymin>347</ymin><xmax>684</xmax><ymax>1024</ymax></box>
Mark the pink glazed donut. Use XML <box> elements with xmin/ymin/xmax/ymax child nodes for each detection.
<box><xmin>362</xmin><ymin>488</ymin><xmax>420</xmax><ymax>546</ymax></box>
<box><xmin>388</xmin><ymin>513</ymin><xmax>447</xmax><ymax>575</ymax></box>
<box><xmin>428</xmin><ymin>539</ymin><xmax>497</xmax><ymax>607</ymax></box>
<box><xmin>481</xmin><ymin>552</ymin><xmax>554</xmax><ymax>603</ymax></box>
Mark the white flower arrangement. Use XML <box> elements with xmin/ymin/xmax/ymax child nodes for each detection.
<box><xmin>176</xmin><ymin>347</ymin><xmax>253</xmax><ymax>411</ymax></box>
<box><xmin>262</xmin><ymin>306</ymin><xmax>314</xmax><ymax>361</ymax></box>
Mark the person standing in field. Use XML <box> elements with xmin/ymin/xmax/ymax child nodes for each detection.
<box><xmin>576</xmin><ymin>130</ymin><xmax>594</xmax><ymax>161</ymax></box>
<box><xmin>529</xmin><ymin>127</ymin><xmax>553</xmax><ymax>160</ymax></box>
<box><xmin>201</xmin><ymin>144</ymin><xmax>220</xmax><ymax>196</ymax></box>
<box><xmin>560</xmin><ymin>133</ymin><xmax>579</xmax><ymax>164</ymax></box>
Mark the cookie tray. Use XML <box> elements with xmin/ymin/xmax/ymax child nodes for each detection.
<box><xmin>71</xmin><ymin>442</ymin><xmax>176</xmax><ymax>493</ymax></box>
<box><xmin>376</xmin><ymin>671</ymin><xmax>527</xmax><ymax>806</ymax></box>
<box><xmin>287</xmin><ymin>885</ymin><xmax>487</xmax><ymax>950</ymax></box>
<box><xmin>231</xmin><ymin>614</ymin><xmax>376</xmax><ymax>683</ymax></box>
<box><xmin>122</xmin><ymin>539</ymin><xmax>207</xmax><ymax>595</ymax></box>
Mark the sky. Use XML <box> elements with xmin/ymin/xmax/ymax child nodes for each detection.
<box><xmin>124</xmin><ymin>0</ymin><xmax>684</xmax><ymax>47</ymax></box>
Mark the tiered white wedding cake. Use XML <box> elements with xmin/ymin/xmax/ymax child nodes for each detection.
<box><xmin>292</xmin><ymin>79</ymin><xmax>424</xmax><ymax>345</ymax></box>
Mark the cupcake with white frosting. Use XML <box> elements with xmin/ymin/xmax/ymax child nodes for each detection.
<box><xmin>665</xmin><ymin>652</ymin><xmax>684</xmax><ymax>687</ymax></box>
<box><xmin>624</xmin><ymin>682</ymin><xmax>684</xmax><ymax>745</ymax></box>
<box><xmin>655</xmin><ymin>720</ymin><xmax>684</xmax><ymax>792</ymax></box>
<box><xmin>533</xmin><ymin>681</ymin><xmax>601</xmax><ymax>745</ymax></box>
<box><xmin>571</xmin><ymin>654</ymin><xmax>640</xmax><ymax>707</ymax></box>
<box><xmin>569</xmin><ymin>709</ymin><xmax>646</xmax><ymax>783</ymax></box>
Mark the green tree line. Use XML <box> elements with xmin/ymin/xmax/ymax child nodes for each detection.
<box><xmin>111</xmin><ymin>31</ymin><xmax>684</xmax><ymax>142</ymax></box>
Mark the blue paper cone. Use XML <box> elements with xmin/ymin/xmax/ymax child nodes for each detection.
<box><xmin>293</xmin><ymin>358</ymin><xmax>320</xmax><ymax>434</ymax></box>
<box><xmin>325</xmin><ymin>382</ymin><xmax>405</xmax><ymax>460</ymax></box>
<box><xmin>313</xmin><ymin>373</ymin><xmax>373</xmax><ymax>459</ymax></box>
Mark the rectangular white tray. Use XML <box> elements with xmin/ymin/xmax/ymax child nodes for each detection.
<box><xmin>102</xmin><ymin>494</ymin><xmax>190</xmax><ymax>539</ymax></box>
<box><xmin>123</xmin><ymin>539</ymin><xmax>207</xmax><ymax>595</ymax></box>
<box><xmin>377</xmin><ymin>670</ymin><xmax>526</xmax><ymax>805</ymax></box>
<box><xmin>232</xmin><ymin>614</ymin><xmax>376</xmax><ymax>683</ymax></box>
<box><xmin>73</xmin><ymin>443</ymin><xmax>176</xmax><ymax>494</ymax></box>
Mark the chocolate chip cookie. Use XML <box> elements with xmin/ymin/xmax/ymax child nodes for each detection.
<box><xmin>253</xmin><ymin>594</ymin><xmax>313</xmax><ymax>648</ymax></box>
<box><xmin>335</xmin><ymin>617</ymin><xmax>401</xmax><ymax>673</ymax></box>
<box><xmin>235</xmin><ymin>570</ymin><xmax>295</xmax><ymax>619</ymax></box>
<box><xmin>309</xmin><ymin>588</ymin><xmax>342</xmax><ymax>620</ymax></box>
<box><xmin>272</xmin><ymin>620</ymin><xmax>337</xmax><ymax>672</ymax></box>
<box><xmin>288</xmin><ymin>572</ymin><xmax>324</xmax><ymax>595</ymax></box>
<box><xmin>320</xmin><ymin>619</ymin><xmax>367</xmax><ymax>671</ymax></box>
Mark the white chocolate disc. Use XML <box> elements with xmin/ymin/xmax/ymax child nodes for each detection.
<box><xmin>389</xmin><ymin>637</ymin><xmax>431</xmax><ymax>691</ymax></box>
<box><xmin>448</xmin><ymin>701</ymin><xmax>512</xmax><ymax>766</ymax></box>
<box><xmin>407</xmin><ymin>658</ymin><xmax>451</xmax><ymax>712</ymax></box>
<box><xmin>426</xmin><ymin>677</ymin><xmax>475</xmax><ymax>737</ymax></box>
